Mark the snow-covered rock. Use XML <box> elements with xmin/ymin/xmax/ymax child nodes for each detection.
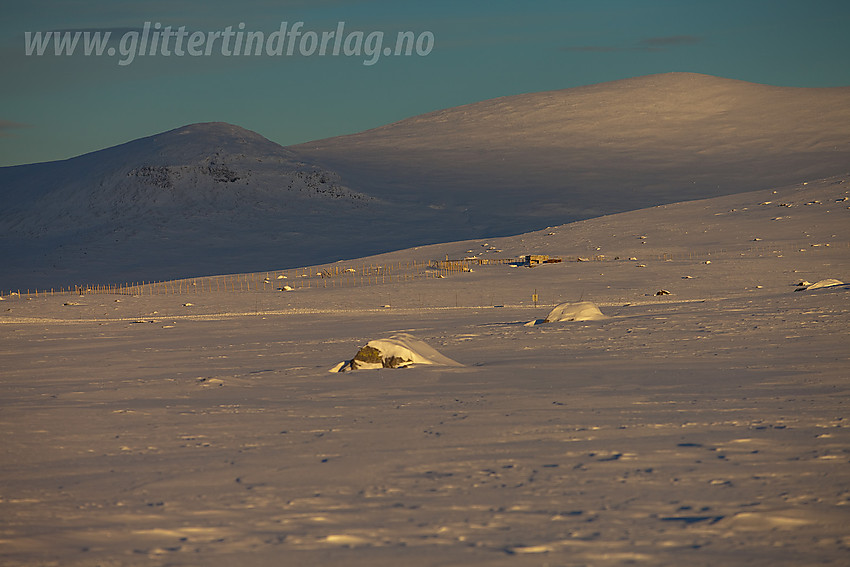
<box><xmin>331</xmin><ymin>333</ymin><xmax>462</xmax><ymax>372</ymax></box>
<box><xmin>795</xmin><ymin>278</ymin><xmax>846</xmax><ymax>291</ymax></box>
<box><xmin>526</xmin><ymin>301</ymin><xmax>608</xmax><ymax>326</ymax></box>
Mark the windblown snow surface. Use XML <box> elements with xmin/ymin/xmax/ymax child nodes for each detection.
<box><xmin>1</xmin><ymin>175</ymin><xmax>848</xmax><ymax>566</ymax></box>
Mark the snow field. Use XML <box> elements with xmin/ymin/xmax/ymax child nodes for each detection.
<box><xmin>1</xmin><ymin>176</ymin><xmax>848</xmax><ymax>566</ymax></box>
<box><xmin>0</xmin><ymin>287</ymin><xmax>848</xmax><ymax>566</ymax></box>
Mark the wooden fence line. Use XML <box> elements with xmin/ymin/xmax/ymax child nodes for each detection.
<box><xmin>3</xmin><ymin>240</ymin><xmax>847</xmax><ymax>299</ymax></box>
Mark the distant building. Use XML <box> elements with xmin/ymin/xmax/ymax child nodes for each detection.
<box><xmin>524</xmin><ymin>254</ymin><xmax>561</xmax><ymax>266</ymax></box>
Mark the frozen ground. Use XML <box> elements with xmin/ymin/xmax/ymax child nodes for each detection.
<box><xmin>1</xmin><ymin>178</ymin><xmax>848</xmax><ymax>566</ymax></box>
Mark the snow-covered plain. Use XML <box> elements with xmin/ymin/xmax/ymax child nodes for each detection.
<box><xmin>1</xmin><ymin>176</ymin><xmax>848</xmax><ymax>566</ymax></box>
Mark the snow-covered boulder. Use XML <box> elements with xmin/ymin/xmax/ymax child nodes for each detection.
<box><xmin>795</xmin><ymin>278</ymin><xmax>845</xmax><ymax>291</ymax></box>
<box><xmin>526</xmin><ymin>301</ymin><xmax>607</xmax><ymax>326</ymax></box>
<box><xmin>331</xmin><ymin>333</ymin><xmax>462</xmax><ymax>372</ymax></box>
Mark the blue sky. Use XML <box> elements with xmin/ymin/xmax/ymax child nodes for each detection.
<box><xmin>1</xmin><ymin>0</ymin><xmax>849</xmax><ymax>166</ymax></box>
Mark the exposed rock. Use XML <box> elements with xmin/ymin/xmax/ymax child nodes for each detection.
<box><xmin>795</xmin><ymin>278</ymin><xmax>845</xmax><ymax>291</ymax></box>
<box><xmin>342</xmin><ymin>345</ymin><xmax>414</xmax><ymax>371</ymax></box>
<box><xmin>331</xmin><ymin>334</ymin><xmax>461</xmax><ymax>372</ymax></box>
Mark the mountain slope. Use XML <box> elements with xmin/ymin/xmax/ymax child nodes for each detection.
<box><xmin>290</xmin><ymin>72</ymin><xmax>850</xmax><ymax>230</ymax></box>
<box><xmin>1</xmin><ymin>122</ymin><xmax>370</xmax><ymax>236</ymax></box>
<box><xmin>0</xmin><ymin>123</ymin><xmax>449</xmax><ymax>289</ymax></box>
<box><xmin>2</xmin><ymin>74</ymin><xmax>848</xmax><ymax>290</ymax></box>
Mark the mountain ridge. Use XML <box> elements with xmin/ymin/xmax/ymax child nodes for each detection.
<box><xmin>0</xmin><ymin>122</ymin><xmax>370</xmax><ymax>236</ymax></box>
<box><xmin>290</xmin><ymin>73</ymin><xmax>850</xmax><ymax>216</ymax></box>
<box><xmin>304</xmin><ymin>73</ymin><xmax>850</xmax><ymax>145</ymax></box>
<box><xmin>2</xmin><ymin>73</ymin><xmax>848</xmax><ymax>289</ymax></box>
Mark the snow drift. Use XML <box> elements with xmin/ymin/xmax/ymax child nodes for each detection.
<box><xmin>331</xmin><ymin>333</ymin><xmax>463</xmax><ymax>372</ymax></box>
<box><xmin>526</xmin><ymin>301</ymin><xmax>608</xmax><ymax>326</ymax></box>
<box><xmin>795</xmin><ymin>278</ymin><xmax>846</xmax><ymax>291</ymax></box>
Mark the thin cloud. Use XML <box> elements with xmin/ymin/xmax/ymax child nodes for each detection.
<box><xmin>563</xmin><ymin>34</ymin><xmax>703</xmax><ymax>53</ymax></box>
<box><xmin>640</xmin><ymin>35</ymin><xmax>702</xmax><ymax>47</ymax></box>
<box><xmin>640</xmin><ymin>35</ymin><xmax>702</xmax><ymax>48</ymax></box>
<box><xmin>0</xmin><ymin>120</ymin><xmax>31</xmax><ymax>137</ymax></box>
<box><xmin>562</xmin><ymin>45</ymin><xmax>623</xmax><ymax>53</ymax></box>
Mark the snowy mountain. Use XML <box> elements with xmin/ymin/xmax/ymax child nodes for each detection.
<box><xmin>291</xmin><ymin>72</ymin><xmax>850</xmax><ymax>232</ymax></box>
<box><xmin>2</xmin><ymin>122</ymin><xmax>370</xmax><ymax>236</ymax></box>
<box><xmin>2</xmin><ymin>73</ymin><xmax>848</xmax><ymax>290</ymax></box>
<box><xmin>0</xmin><ymin>123</ymin><xmax>414</xmax><ymax>289</ymax></box>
